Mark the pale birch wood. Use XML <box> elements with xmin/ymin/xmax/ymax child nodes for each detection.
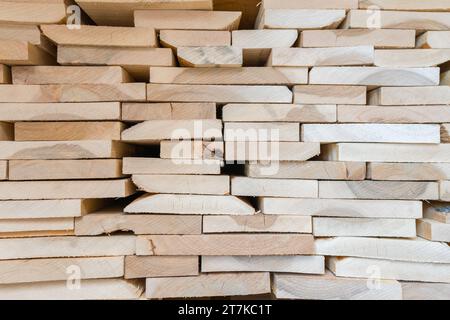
<box><xmin>147</xmin><ymin>84</ymin><xmax>293</xmax><ymax>103</ymax></box>
<box><xmin>417</xmin><ymin>31</ymin><xmax>450</xmax><ymax>49</ymax></box>
<box><xmin>136</xmin><ymin>234</ymin><xmax>315</xmax><ymax>256</ymax></box>
<box><xmin>424</xmin><ymin>202</ymin><xmax>450</xmax><ymax>224</ymax></box>
<box><xmin>0</xmin><ymin>161</ymin><xmax>6</xmax><ymax>180</ymax></box>
<box><xmin>122</xmin><ymin>102</ymin><xmax>216</xmax><ymax>121</ymax></box>
<box><xmin>134</xmin><ymin>10</ymin><xmax>241</xmax><ymax>30</ymax></box>
<box><xmin>231</xmin><ymin>177</ymin><xmax>317</xmax><ymax>198</ymax></box>
<box><xmin>273</xmin><ymin>271</ymin><xmax>402</xmax><ymax>300</ymax></box>
<box><xmin>177</xmin><ymin>46</ymin><xmax>242</xmax><ymax>67</ymax></box>
<box><xmin>402</xmin><ymin>282</ymin><xmax>450</xmax><ymax>300</ymax></box>
<box><xmin>0</xmin><ymin>218</ymin><xmax>73</xmax><ymax>233</ymax></box>
<box><xmin>160</xmin><ymin>30</ymin><xmax>230</xmax><ymax>49</ymax></box>
<box><xmin>315</xmin><ymin>237</ymin><xmax>450</xmax><ymax>263</ymax></box>
<box><xmin>374</xmin><ymin>49</ymin><xmax>450</xmax><ymax>67</ymax></box>
<box><xmin>123</xmin><ymin>157</ymin><xmax>221</xmax><ymax>175</ymax></box>
<box><xmin>261</xmin><ymin>0</ymin><xmax>358</xmax><ymax>9</ymax></box>
<box><xmin>442</xmin><ymin>123</ymin><xmax>450</xmax><ymax>143</ymax></box>
<box><xmin>368</xmin><ymin>162</ymin><xmax>450</xmax><ymax>181</ymax></box>
<box><xmin>224</xmin><ymin>122</ymin><xmax>300</xmax><ymax>142</ymax></box>
<box><xmin>359</xmin><ymin>0</ymin><xmax>450</xmax><ymax>11</ymax></box>
<box><xmin>0</xmin><ymin>235</ymin><xmax>136</xmax><ymax>260</ymax></box>
<box><xmin>300</xmin><ymin>29</ymin><xmax>416</xmax><ymax>48</ymax></box>
<box><xmin>225</xmin><ymin>142</ymin><xmax>320</xmax><ymax>161</ymax></box>
<box><xmin>160</xmin><ymin>140</ymin><xmax>224</xmax><ymax>160</ymax></box>
<box><xmin>369</xmin><ymin>86</ymin><xmax>450</xmax><ymax>105</ymax></box>
<box><xmin>0</xmin><ymin>65</ymin><xmax>10</xmax><ymax>84</ymax></box>
<box><xmin>417</xmin><ymin>219</ymin><xmax>450</xmax><ymax>242</ymax></box>
<box><xmin>313</xmin><ymin>217</ymin><xmax>416</xmax><ymax>237</ymax></box>
<box><xmin>0</xmin><ymin>40</ymin><xmax>55</xmax><ymax>65</ymax></box>
<box><xmin>259</xmin><ymin>198</ymin><xmax>422</xmax><ymax>218</ymax></box>
<box><xmin>202</xmin><ymin>256</ymin><xmax>324</xmax><ymax>274</ymax></box>
<box><xmin>0</xmin><ymin>122</ymin><xmax>13</xmax><ymax>140</ymax></box>
<box><xmin>0</xmin><ymin>256</ymin><xmax>124</xmax><ymax>284</ymax></box>
<box><xmin>125</xmin><ymin>256</ymin><xmax>198</xmax><ymax>279</ymax></box>
<box><xmin>146</xmin><ymin>273</ymin><xmax>270</xmax><ymax>299</ymax></box>
<box><xmin>125</xmin><ymin>194</ymin><xmax>255</xmax><ymax>215</ymax></box>
<box><xmin>0</xmin><ymin>24</ymin><xmax>55</xmax><ymax>56</ymax></box>
<box><xmin>294</xmin><ymin>85</ymin><xmax>366</xmax><ymax>105</ymax></box>
<box><xmin>0</xmin><ymin>1</ymin><xmax>66</xmax><ymax>25</ymax></box>
<box><xmin>440</xmin><ymin>181</ymin><xmax>450</xmax><ymax>201</ymax></box>
<box><xmin>203</xmin><ymin>215</ymin><xmax>312</xmax><ymax>233</ymax></box>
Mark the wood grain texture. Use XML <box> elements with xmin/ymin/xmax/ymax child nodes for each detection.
<box><xmin>122</xmin><ymin>102</ymin><xmax>216</xmax><ymax>121</ymax></box>
<box><xmin>417</xmin><ymin>31</ymin><xmax>450</xmax><ymax>49</ymax></box>
<box><xmin>125</xmin><ymin>256</ymin><xmax>199</xmax><ymax>279</ymax></box>
<box><xmin>224</xmin><ymin>122</ymin><xmax>300</xmax><ymax>142</ymax></box>
<box><xmin>417</xmin><ymin>219</ymin><xmax>450</xmax><ymax>242</ymax></box>
<box><xmin>0</xmin><ymin>40</ymin><xmax>55</xmax><ymax>65</ymax></box>
<box><xmin>225</xmin><ymin>142</ymin><xmax>320</xmax><ymax>161</ymax></box>
<box><xmin>359</xmin><ymin>0</ymin><xmax>450</xmax><ymax>11</ymax></box>
<box><xmin>0</xmin><ymin>65</ymin><xmax>10</xmax><ymax>84</ymax></box>
<box><xmin>177</xmin><ymin>46</ymin><xmax>242</xmax><ymax>67</ymax></box>
<box><xmin>0</xmin><ymin>1</ymin><xmax>66</xmax><ymax>25</ymax></box>
<box><xmin>369</xmin><ymin>86</ymin><xmax>450</xmax><ymax>105</ymax></box>
<box><xmin>231</xmin><ymin>177</ymin><xmax>318</xmax><ymax>198</ymax></box>
<box><xmin>368</xmin><ymin>162</ymin><xmax>450</xmax><ymax>181</ymax></box>
<box><xmin>374</xmin><ymin>49</ymin><xmax>450</xmax><ymax>67</ymax></box>
<box><xmin>402</xmin><ymin>282</ymin><xmax>450</xmax><ymax>300</ymax></box>
<box><xmin>160</xmin><ymin>140</ymin><xmax>224</xmax><ymax>160</ymax></box>
<box><xmin>0</xmin><ymin>217</ymin><xmax>73</xmax><ymax>234</ymax></box>
<box><xmin>160</xmin><ymin>30</ymin><xmax>230</xmax><ymax>49</ymax></box>
<box><xmin>123</xmin><ymin>157</ymin><xmax>221</xmax><ymax>175</ymax></box>
<box><xmin>0</xmin><ymin>122</ymin><xmax>13</xmax><ymax>141</ymax></box>
<box><xmin>294</xmin><ymin>85</ymin><xmax>366</xmax><ymax>105</ymax></box>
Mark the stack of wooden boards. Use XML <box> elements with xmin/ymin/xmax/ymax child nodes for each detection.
<box><xmin>0</xmin><ymin>0</ymin><xmax>449</xmax><ymax>300</ymax></box>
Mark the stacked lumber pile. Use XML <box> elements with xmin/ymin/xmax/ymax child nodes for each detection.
<box><xmin>0</xmin><ymin>0</ymin><xmax>449</xmax><ymax>300</ymax></box>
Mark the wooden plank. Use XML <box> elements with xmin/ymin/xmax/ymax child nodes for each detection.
<box><xmin>359</xmin><ymin>0</ymin><xmax>450</xmax><ymax>11</ymax></box>
<box><xmin>0</xmin><ymin>122</ymin><xmax>13</xmax><ymax>140</ymax></box>
<box><xmin>225</xmin><ymin>142</ymin><xmax>320</xmax><ymax>161</ymax></box>
<box><xmin>231</xmin><ymin>177</ymin><xmax>317</xmax><ymax>198</ymax></box>
<box><xmin>300</xmin><ymin>29</ymin><xmax>416</xmax><ymax>48</ymax></box>
<box><xmin>125</xmin><ymin>194</ymin><xmax>254</xmax><ymax>215</ymax></box>
<box><xmin>424</xmin><ymin>202</ymin><xmax>450</xmax><ymax>224</ymax></box>
<box><xmin>441</xmin><ymin>181</ymin><xmax>450</xmax><ymax>201</ymax></box>
<box><xmin>122</xmin><ymin>102</ymin><xmax>216</xmax><ymax>121</ymax></box>
<box><xmin>260</xmin><ymin>198</ymin><xmax>422</xmax><ymax>218</ymax></box>
<box><xmin>160</xmin><ymin>30</ymin><xmax>230</xmax><ymax>49</ymax></box>
<box><xmin>203</xmin><ymin>215</ymin><xmax>312</xmax><ymax>233</ymax></box>
<box><xmin>15</xmin><ymin>121</ymin><xmax>124</xmax><ymax>141</ymax></box>
<box><xmin>0</xmin><ymin>1</ymin><xmax>66</xmax><ymax>25</ymax></box>
<box><xmin>0</xmin><ymin>24</ymin><xmax>55</xmax><ymax>56</ymax></box>
<box><xmin>417</xmin><ymin>219</ymin><xmax>450</xmax><ymax>242</ymax></box>
<box><xmin>303</xmin><ymin>124</ymin><xmax>440</xmax><ymax>144</ymax></box>
<box><xmin>123</xmin><ymin>157</ymin><xmax>221</xmax><ymax>175</ymax></box>
<box><xmin>417</xmin><ymin>31</ymin><xmax>450</xmax><ymax>49</ymax></box>
<box><xmin>0</xmin><ymin>257</ymin><xmax>123</xmax><ymax>284</ymax></box>
<box><xmin>442</xmin><ymin>70</ymin><xmax>450</xmax><ymax>86</ymax></box>
<box><xmin>246</xmin><ymin>161</ymin><xmax>366</xmax><ymax>180</ymax></box>
<box><xmin>402</xmin><ymin>282</ymin><xmax>450</xmax><ymax>300</ymax></box>
<box><xmin>0</xmin><ymin>40</ymin><xmax>55</xmax><ymax>65</ymax></box>
<box><xmin>177</xmin><ymin>46</ymin><xmax>242</xmax><ymax>67</ymax></box>
<box><xmin>0</xmin><ymin>65</ymin><xmax>10</xmax><ymax>84</ymax></box>
<box><xmin>328</xmin><ymin>257</ymin><xmax>450</xmax><ymax>283</ymax></box>
<box><xmin>0</xmin><ymin>140</ymin><xmax>133</xmax><ymax>160</ymax></box>
<box><xmin>160</xmin><ymin>140</ymin><xmax>224</xmax><ymax>160</ymax></box>
<box><xmin>0</xmin><ymin>102</ymin><xmax>120</xmax><ymax>121</ymax></box>
<box><xmin>315</xmin><ymin>237</ymin><xmax>450</xmax><ymax>263</ymax></box>
<box><xmin>374</xmin><ymin>49</ymin><xmax>450</xmax><ymax>67</ymax></box>
<box><xmin>269</xmin><ymin>46</ymin><xmax>374</xmax><ymax>67</ymax></box>
<box><xmin>0</xmin><ymin>229</ymin><xmax>75</xmax><ymax>239</ymax></box>
<box><xmin>0</xmin><ymin>235</ymin><xmax>135</xmax><ymax>260</ymax></box>
<box><xmin>273</xmin><ymin>271</ymin><xmax>402</xmax><ymax>300</ymax></box>
<box><xmin>9</xmin><ymin>159</ymin><xmax>123</xmax><ymax>180</ymax></box>
<box><xmin>147</xmin><ymin>84</ymin><xmax>293</xmax><ymax>103</ymax></box>
<box><xmin>313</xmin><ymin>217</ymin><xmax>416</xmax><ymax>237</ymax></box>
<box><xmin>202</xmin><ymin>256</ymin><xmax>324</xmax><ymax>274</ymax></box>
<box><xmin>0</xmin><ymin>161</ymin><xmax>6</xmax><ymax>180</ymax></box>
<box><xmin>135</xmin><ymin>10</ymin><xmax>241</xmax><ymax>31</ymax></box>
<box><xmin>442</xmin><ymin>123</ymin><xmax>450</xmax><ymax>143</ymax></box>
<box><xmin>261</xmin><ymin>0</ymin><xmax>358</xmax><ymax>9</ymax></box>
<box><xmin>294</xmin><ymin>85</ymin><xmax>366</xmax><ymax>105</ymax></box>
<box><xmin>369</xmin><ymin>86</ymin><xmax>450</xmax><ymax>105</ymax></box>
<box><xmin>225</xmin><ymin>122</ymin><xmax>300</xmax><ymax>142</ymax></box>
<box><xmin>125</xmin><ymin>256</ymin><xmax>198</xmax><ymax>279</ymax></box>
<box><xmin>0</xmin><ymin>218</ymin><xmax>73</xmax><ymax>234</ymax></box>
<box><xmin>146</xmin><ymin>273</ymin><xmax>270</xmax><ymax>299</ymax></box>
<box><xmin>368</xmin><ymin>162</ymin><xmax>450</xmax><ymax>181</ymax></box>
<box><xmin>136</xmin><ymin>234</ymin><xmax>315</xmax><ymax>256</ymax></box>
<box><xmin>150</xmin><ymin>67</ymin><xmax>308</xmax><ymax>85</ymax></box>
<box><xmin>133</xmin><ymin>174</ymin><xmax>230</xmax><ymax>195</ymax></box>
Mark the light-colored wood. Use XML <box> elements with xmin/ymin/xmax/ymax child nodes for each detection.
<box><xmin>0</xmin><ymin>256</ymin><xmax>123</xmax><ymax>284</ymax></box>
<box><xmin>368</xmin><ymin>162</ymin><xmax>450</xmax><ymax>181</ymax></box>
<box><xmin>315</xmin><ymin>237</ymin><xmax>450</xmax><ymax>263</ymax></box>
<box><xmin>294</xmin><ymin>85</ymin><xmax>366</xmax><ymax>105</ymax></box>
<box><xmin>273</xmin><ymin>271</ymin><xmax>402</xmax><ymax>300</ymax></box>
<box><xmin>0</xmin><ymin>140</ymin><xmax>133</xmax><ymax>160</ymax></box>
<box><xmin>261</xmin><ymin>0</ymin><xmax>358</xmax><ymax>9</ymax></box>
<box><xmin>269</xmin><ymin>46</ymin><xmax>374</xmax><ymax>67</ymax></box>
<box><xmin>203</xmin><ymin>215</ymin><xmax>312</xmax><ymax>233</ymax></box>
<box><xmin>328</xmin><ymin>257</ymin><xmax>450</xmax><ymax>283</ymax></box>
<box><xmin>15</xmin><ymin>122</ymin><xmax>124</xmax><ymax>141</ymax></box>
<box><xmin>313</xmin><ymin>217</ymin><xmax>416</xmax><ymax>238</ymax></box>
<box><xmin>0</xmin><ymin>40</ymin><xmax>55</xmax><ymax>65</ymax></box>
<box><xmin>0</xmin><ymin>23</ymin><xmax>55</xmax><ymax>55</ymax></box>
<box><xmin>440</xmin><ymin>181</ymin><xmax>450</xmax><ymax>201</ymax></box>
<box><xmin>442</xmin><ymin>70</ymin><xmax>450</xmax><ymax>86</ymax></box>
<box><xmin>417</xmin><ymin>31</ymin><xmax>450</xmax><ymax>49</ymax></box>
<box><xmin>424</xmin><ymin>202</ymin><xmax>450</xmax><ymax>224</ymax></box>
<box><xmin>134</xmin><ymin>10</ymin><xmax>241</xmax><ymax>30</ymax></box>
<box><xmin>0</xmin><ymin>122</ymin><xmax>13</xmax><ymax>140</ymax></box>
<box><xmin>0</xmin><ymin>229</ymin><xmax>74</xmax><ymax>239</ymax></box>
<box><xmin>160</xmin><ymin>30</ymin><xmax>230</xmax><ymax>49</ymax></box>
<box><xmin>0</xmin><ymin>65</ymin><xmax>10</xmax><ymax>84</ymax></box>
<box><xmin>9</xmin><ymin>159</ymin><xmax>123</xmax><ymax>180</ymax></box>
<box><xmin>125</xmin><ymin>256</ymin><xmax>198</xmax><ymax>279</ymax></box>
<box><xmin>231</xmin><ymin>177</ymin><xmax>318</xmax><ymax>198</ymax></box>
<box><xmin>202</xmin><ymin>255</ymin><xmax>324</xmax><ymax>274</ymax></box>
<box><xmin>136</xmin><ymin>234</ymin><xmax>315</xmax><ymax>256</ymax></box>
<box><xmin>125</xmin><ymin>194</ymin><xmax>254</xmax><ymax>215</ymax></box>
<box><xmin>160</xmin><ymin>140</ymin><xmax>224</xmax><ymax>160</ymax></box>
<box><xmin>0</xmin><ymin>218</ymin><xmax>73</xmax><ymax>234</ymax></box>
<box><xmin>260</xmin><ymin>198</ymin><xmax>422</xmax><ymax>218</ymax></box>
<box><xmin>300</xmin><ymin>29</ymin><xmax>416</xmax><ymax>48</ymax></box>
<box><xmin>133</xmin><ymin>174</ymin><xmax>230</xmax><ymax>195</ymax></box>
<box><xmin>0</xmin><ymin>161</ymin><xmax>6</xmax><ymax>180</ymax></box>
<box><xmin>225</xmin><ymin>142</ymin><xmax>320</xmax><ymax>161</ymax></box>
<box><xmin>147</xmin><ymin>84</ymin><xmax>293</xmax><ymax>103</ymax></box>
<box><xmin>224</xmin><ymin>122</ymin><xmax>300</xmax><ymax>142</ymax></box>
<box><xmin>177</xmin><ymin>46</ymin><xmax>242</xmax><ymax>67</ymax></box>
<box><xmin>246</xmin><ymin>161</ymin><xmax>366</xmax><ymax>180</ymax></box>
<box><xmin>0</xmin><ymin>235</ymin><xmax>136</xmax><ymax>260</ymax></box>
<box><xmin>146</xmin><ymin>273</ymin><xmax>270</xmax><ymax>299</ymax></box>
<box><xmin>359</xmin><ymin>0</ymin><xmax>450</xmax><ymax>11</ymax></box>
<box><xmin>417</xmin><ymin>219</ymin><xmax>450</xmax><ymax>242</ymax></box>
<box><xmin>150</xmin><ymin>67</ymin><xmax>308</xmax><ymax>85</ymax></box>
<box><xmin>442</xmin><ymin>123</ymin><xmax>450</xmax><ymax>143</ymax></box>
<box><xmin>0</xmin><ymin>102</ymin><xmax>121</xmax><ymax>121</ymax></box>
<box><xmin>0</xmin><ymin>1</ymin><xmax>66</xmax><ymax>25</ymax></box>
<box><xmin>123</xmin><ymin>157</ymin><xmax>221</xmax><ymax>175</ymax></box>
<box><xmin>122</xmin><ymin>102</ymin><xmax>216</xmax><ymax>121</ymax></box>
<box><xmin>369</xmin><ymin>86</ymin><xmax>450</xmax><ymax>105</ymax></box>
<box><xmin>374</xmin><ymin>49</ymin><xmax>450</xmax><ymax>67</ymax></box>
<box><xmin>402</xmin><ymin>282</ymin><xmax>450</xmax><ymax>300</ymax></box>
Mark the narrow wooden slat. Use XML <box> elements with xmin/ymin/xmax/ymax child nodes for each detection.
<box><xmin>225</xmin><ymin>142</ymin><xmax>320</xmax><ymax>161</ymax></box>
<box><xmin>123</xmin><ymin>157</ymin><xmax>221</xmax><ymax>175</ymax></box>
<box><xmin>125</xmin><ymin>256</ymin><xmax>199</xmax><ymax>279</ymax></box>
<box><xmin>402</xmin><ymin>282</ymin><xmax>450</xmax><ymax>300</ymax></box>
<box><xmin>359</xmin><ymin>0</ymin><xmax>450</xmax><ymax>11</ymax></box>
<box><xmin>224</xmin><ymin>122</ymin><xmax>300</xmax><ymax>142</ymax></box>
<box><xmin>0</xmin><ymin>40</ymin><xmax>55</xmax><ymax>65</ymax></box>
<box><xmin>417</xmin><ymin>219</ymin><xmax>450</xmax><ymax>242</ymax></box>
<box><xmin>0</xmin><ymin>1</ymin><xmax>66</xmax><ymax>25</ymax></box>
<box><xmin>231</xmin><ymin>177</ymin><xmax>318</xmax><ymax>198</ymax></box>
<box><xmin>160</xmin><ymin>140</ymin><xmax>223</xmax><ymax>160</ymax></box>
<box><xmin>0</xmin><ymin>218</ymin><xmax>74</xmax><ymax>234</ymax></box>
<box><xmin>294</xmin><ymin>85</ymin><xmax>366</xmax><ymax>105</ymax></box>
<box><xmin>177</xmin><ymin>47</ymin><xmax>242</xmax><ymax>67</ymax></box>
<box><xmin>368</xmin><ymin>163</ymin><xmax>450</xmax><ymax>181</ymax></box>
<box><xmin>374</xmin><ymin>49</ymin><xmax>450</xmax><ymax>67</ymax></box>
<box><xmin>160</xmin><ymin>30</ymin><xmax>230</xmax><ymax>49</ymax></box>
<box><xmin>417</xmin><ymin>31</ymin><xmax>450</xmax><ymax>49</ymax></box>
<box><xmin>122</xmin><ymin>102</ymin><xmax>216</xmax><ymax>121</ymax></box>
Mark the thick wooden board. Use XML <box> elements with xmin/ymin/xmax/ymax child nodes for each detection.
<box><xmin>160</xmin><ymin>140</ymin><xmax>224</xmax><ymax>160</ymax></box>
<box><xmin>0</xmin><ymin>1</ymin><xmax>66</xmax><ymax>25</ymax></box>
<box><xmin>261</xmin><ymin>0</ymin><xmax>358</xmax><ymax>9</ymax></box>
<box><xmin>273</xmin><ymin>271</ymin><xmax>402</xmax><ymax>300</ymax></box>
<box><xmin>0</xmin><ymin>65</ymin><xmax>10</xmax><ymax>84</ymax></box>
<box><xmin>160</xmin><ymin>30</ymin><xmax>230</xmax><ymax>49</ymax></box>
<box><xmin>223</xmin><ymin>104</ymin><xmax>336</xmax><ymax>123</ymax></box>
<box><xmin>269</xmin><ymin>46</ymin><xmax>374</xmax><ymax>67</ymax></box>
<box><xmin>417</xmin><ymin>219</ymin><xmax>450</xmax><ymax>242</ymax></box>
<box><xmin>231</xmin><ymin>177</ymin><xmax>318</xmax><ymax>198</ymax></box>
<box><xmin>368</xmin><ymin>162</ymin><xmax>450</xmax><ymax>181</ymax></box>
<box><xmin>122</xmin><ymin>102</ymin><xmax>216</xmax><ymax>121</ymax></box>
<box><xmin>0</xmin><ymin>102</ymin><xmax>121</xmax><ymax>121</ymax></box>
<box><xmin>147</xmin><ymin>84</ymin><xmax>293</xmax><ymax>103</ymax></box>
<box><xmin>136</xmin><ymin>234</ymin><xmax>315</xmax><ymax>256</ymax></box>
<box><xmin>125</xmin><ymin>256</ymin><xmax>198</xmax><ymax>279</ymax></box>
<box><xmin>224</xmin><ymin>122</ymin><xmax>300</xmax><ymax>142</ymax></box>
<box><xmin>177</xmin><ymin>47</ymin><xmax>242</xmax><ymax>67</ymax></box>
<box><xmin>134</xmin><ymin>10</ymin><xmax>241</xmax><ymax>30</ymax></box>
<box><xmin>150</xmin><ymin>67</ymin><xmax>308</xmax><ymax>85</ymax></box>
<box><xmin>0</xmin><ymin>161</ymin><xmax>6</xmax><ymax>180</ymax></box>
<box><xmin>313</xmin><ymin>217</ymin><xmax>416</xmax><ymax>237</ymax></box>
<box><xmin>315</xmin><ymin>237</ymin><xmax>450</xmax><ymax>263</ymax></box>
<box><xmin>374</xmin><ymin>49</ymin><xmax>450</xmax><ymax>67</ymax></box>
<box><xmin>202</xmin><ymin>255</ymin><xmax>324</xmax><ymax>274</ymax></box>
<box><xmin>133</xmin><ymin>174</ymin><xmax>230</xmax><ymax>195</ymax></box>
<box><xmin>441</xmin><ymin>181</ymin><xmax>450</xmax><ymax>201</ymax></box>
<box><xmin>125</xmin><ymin>194</ymin><xmax>254</xmax><ymax>215</ymax></box>
<box><xmin>300</xmin><ymin>29</ymin><xmax>416</xmax><ymax>49</ymax></box>
<box><xmin>225</xmin><ymin>142</ymin><xmax>320</xmax><ymax>161</ymax></box>
<box><xmin>0</xmin><ymin>122</ymin><xmax>13</xmax><ymax>140</ymax></box>
<box><xmin>203</xmin><ymin>215</ymin><xmax>312</xmax><ymax>233</ymax></box>
<box><xmin>123</xmin><ymin>157</ymin><xmax>221</xmax><ymax>175</ymax></box>
<box><xmin>359</xmin><ymin>0</ymin><xmax>450</xmax><ymax>11</ymax></box>
<box><xmin>259</xmin><ymin>198</ymin><xmax>422</xmax><ymax>218</ymax></box>
<box><xmin>303</xmin><ymin>124</ymin><xmax>440</xmax><ymax>144</ymax></box>
<box><xmin>8</xmin><ymin>159</ymin><xmax>123</xmax><ymax>180</ymax></box>
<box><xmin>424</xmin><ymin>202</ymin><xmax>450</xmax><ymax>224</ymax></box>
<box><xmin>0</xmin><ymin>257</ymin><xmax>123</xmax><ymax>284</ymax></box>
<box><xmin>146</xmin><ymin>273</ymin><xmax>270</xmax><ymax>299</ymax></box>
<box><xmin>0</xmin><ymin>40</ymin><xmax>55</xmax><ymax>65</ymax></box>
<box><xmin>294</xmin><ymin>85</ymin><xmax>366</xmax><ymax>105</ymax></box>
<box><xmin>0</xmin><ymin>235</ymin><xmax>136</xmax><ymax>260</ymax></box>
<box><xmin>402</xmin><ymin>282</ymin><xmax>450</xmax><ymax>300</ymax></box>
<box><xmin>0</xmin><ymin>217</ymin><xmax>73</xmax><ymax>234</ymax></box>
<box><xmin>0</xmin><ymin>24</ymin><xmax>55</xmax><ymax>56</ymax></box>
<box><xmin>417</xmin><ymin>31</ymin><xmax>450</xmax><ymax>49</ymax></box>
<box><xmin>369</xmin><ymin>86</ymin><xmax>450</xmax><ymax>105</ymax></box>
